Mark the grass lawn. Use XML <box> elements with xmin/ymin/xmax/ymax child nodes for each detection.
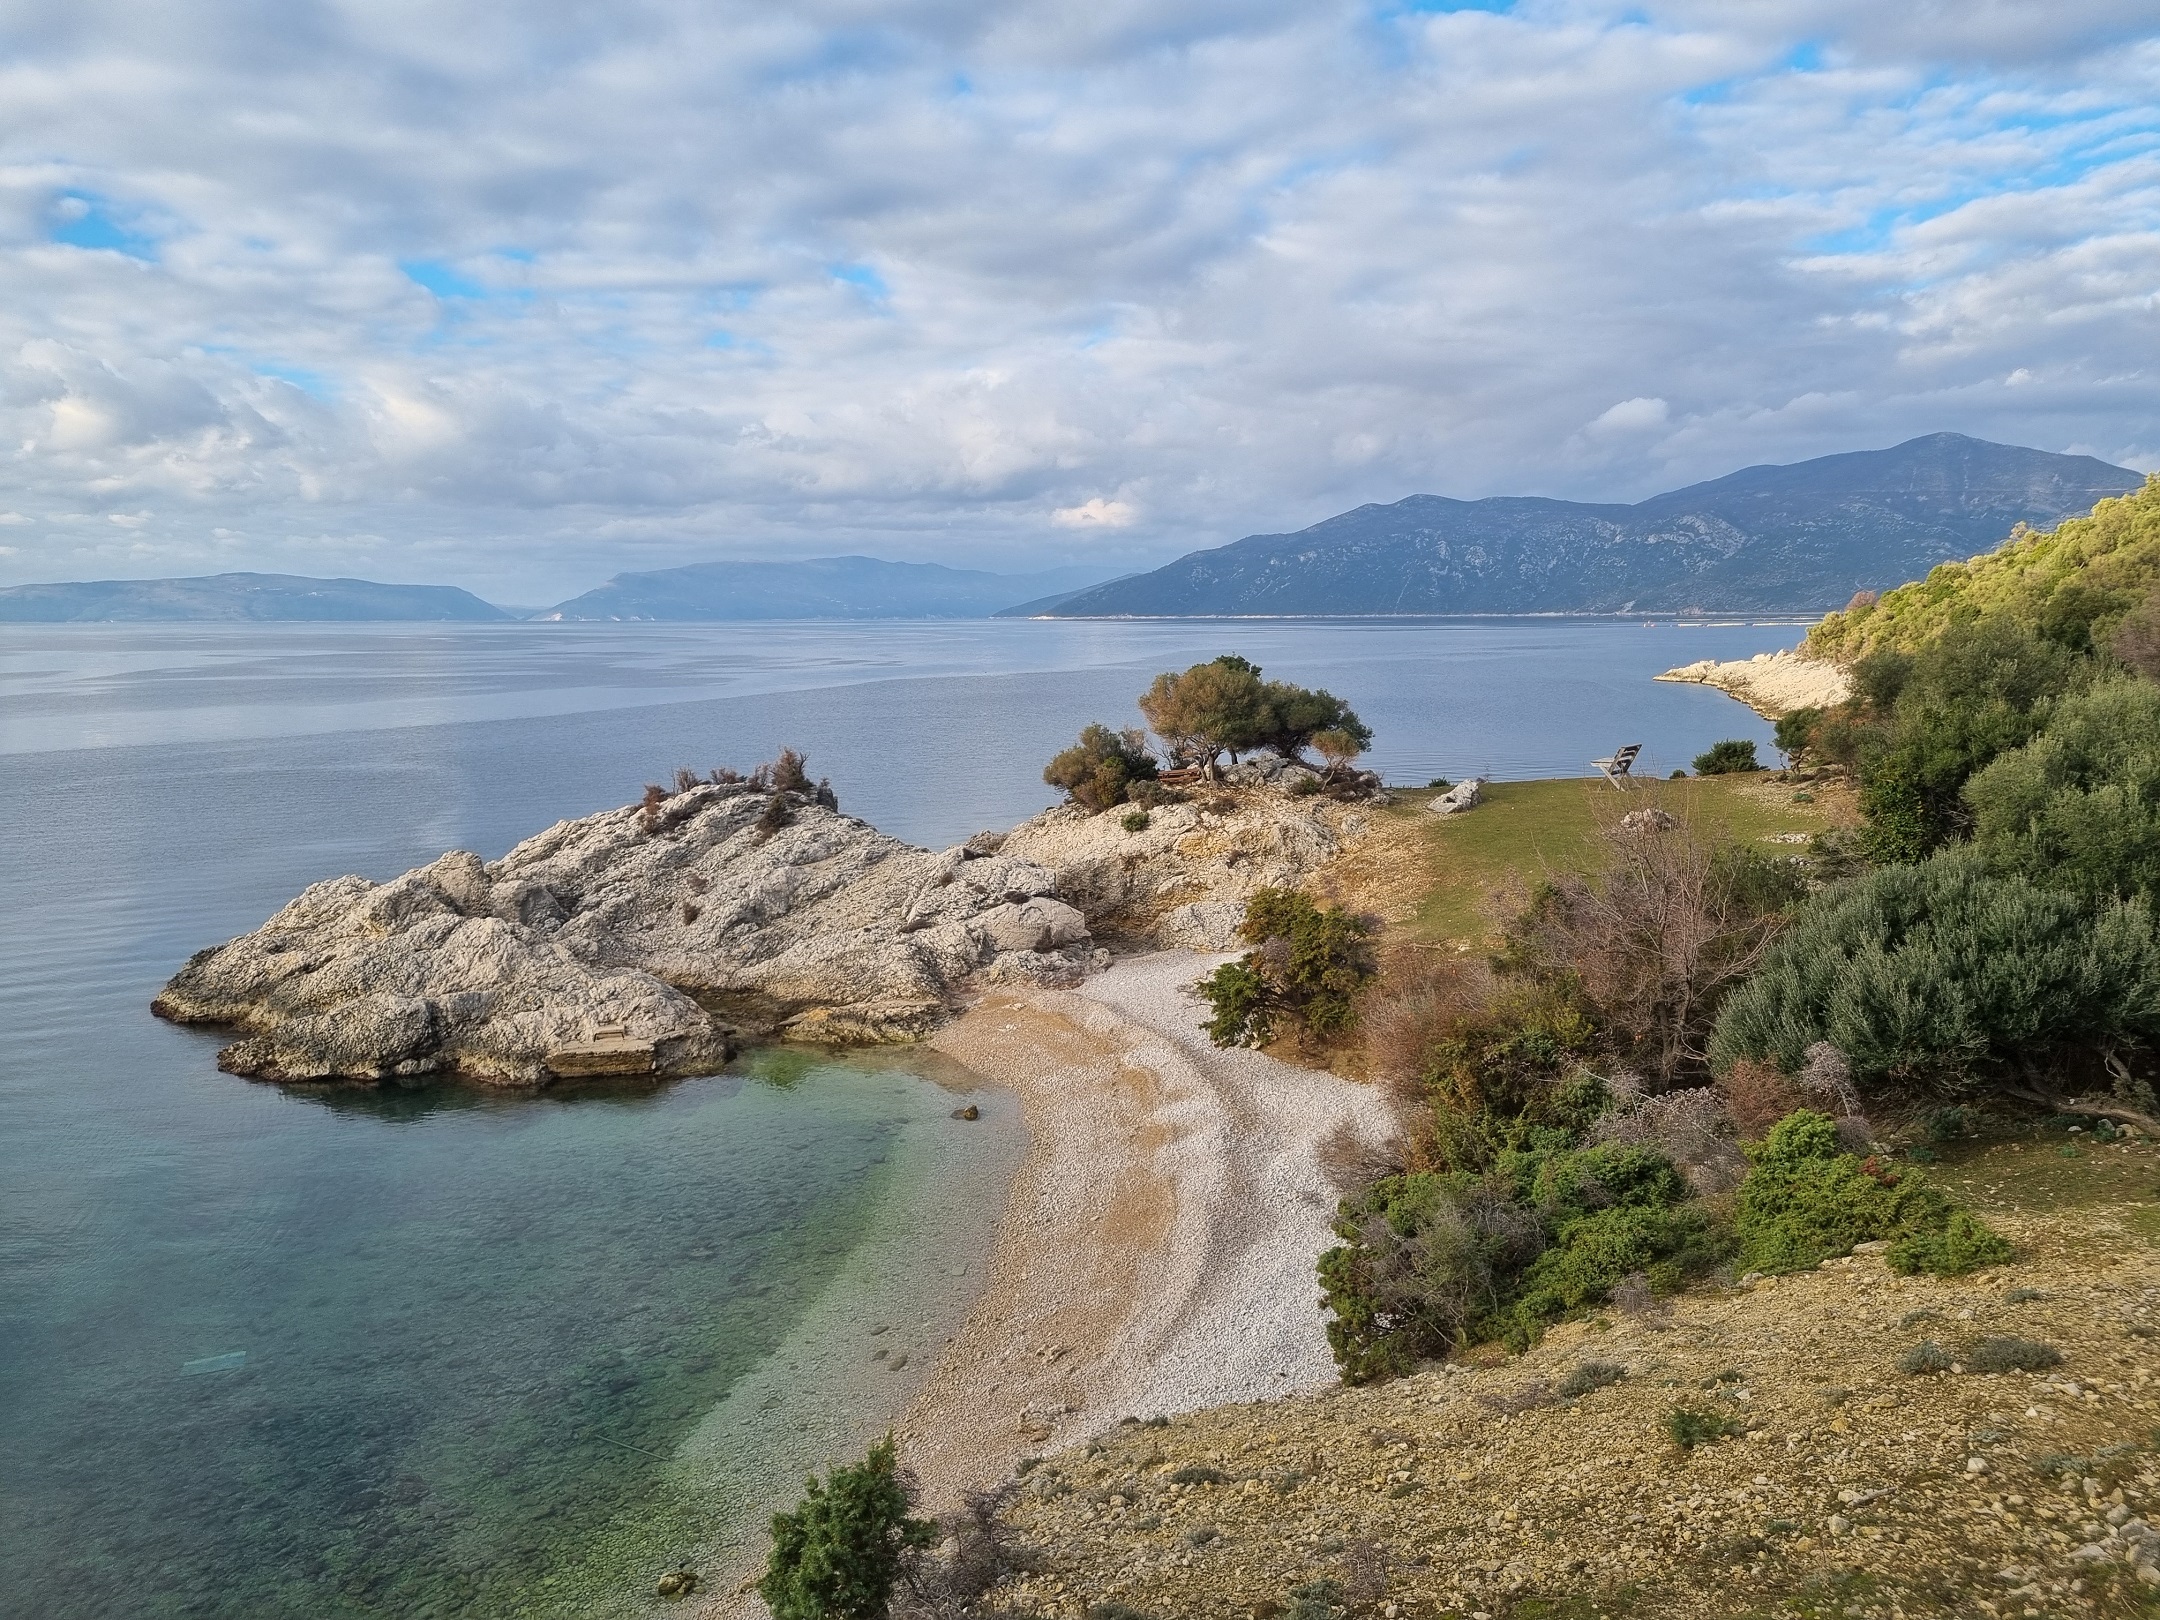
<box><xmin>1383</xmin><ymin>772</ymin><xmax>1847</xmax><ymax>944</ymax></box>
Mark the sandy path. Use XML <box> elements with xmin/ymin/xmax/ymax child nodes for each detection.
<box><xmin>902</xmin><ymin>951</ymin><xmax>1395</xmax><ymax>1507</ymax></box>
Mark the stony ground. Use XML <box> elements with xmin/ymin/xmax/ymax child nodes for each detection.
<box><xmin>980</xmin><ymin>1127</ymin><xmax>2160</xmax><ymax>1620</ymax></box>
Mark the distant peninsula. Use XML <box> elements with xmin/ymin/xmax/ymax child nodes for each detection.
<box><xmin>0</xmin><ymin>572</ymin><xmax>510</xmax><ymax>623</ymax></box>
<box><xmin>1027</xmin><ymin>433</ymin><xmax>2144</xmax><ymax>618</ymax></box>
<box><xmin>536</xmin><ymin>556</ymin><xmax>1120</xmax><ymax>621</ymax></box>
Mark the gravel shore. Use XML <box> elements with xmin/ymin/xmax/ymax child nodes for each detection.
<box><xmin>900</xmin><ymin>950</ymin><xmax>1396</xmax><ymax>1507</ymax></box>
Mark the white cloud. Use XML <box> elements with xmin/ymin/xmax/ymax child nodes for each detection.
<box><xmin>1052</xmin><ymin>497</ymin><xmax>1138</xmax><ymax>528</ymax></box>
<box><xmin>1587</xmin><ymin>398</ymin><xmax>1672</xmax><ymax>437</ymax></box>
<box><xmin>0</xmin><ymin>2</ymin><xmax>2152</xmax><ymax>597</ymax></box>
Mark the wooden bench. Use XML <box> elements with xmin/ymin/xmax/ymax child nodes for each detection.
<box><xmin>1592</xmin><ymin>743</ymin><xmax>1642</xmax><ymax>788</ymax></box>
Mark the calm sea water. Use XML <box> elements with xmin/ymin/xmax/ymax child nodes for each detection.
<box><xmin>0</xmin><ymin>616</ymin><xmax>1800</xmax><ymax>1617</ymax></box>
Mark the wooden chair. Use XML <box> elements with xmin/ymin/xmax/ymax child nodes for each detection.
<box><xmin>1592</xmin><ymin>743</ymin><xmax>1642</xmax><ymax>788</ymax></box>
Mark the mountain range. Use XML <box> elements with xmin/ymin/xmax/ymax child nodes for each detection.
<box><xmin>1026</xmin><ymin>434</ymin><xmax>2145</xmax><ymax>618</ymax></box>
<box><xmin>0</xmin><ymin>572</ymin><xmax>509</xmax><ymax>623</ymax></box>
<box><xmin>534</xmin><ymin>556</ymin><xmax>1116</xmax><ymax>620</ymax></box>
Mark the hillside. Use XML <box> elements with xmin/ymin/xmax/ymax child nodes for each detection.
<box><xmin>539</xmin><ymin>556</ymin><xmax>1116</xmax><ymax>620</ymax></box>
<box><xmin>989</xmin><ymin>1130</ymin><xmax>2160</xmax><ymax>1619</ymax></box>
<box><xmin>1806</xmin><ymin>476</ymin><xmax>2160</xmax><ymax>664</ymax></box>
<box><xmin>1032</xmin><ymin>436</ymin><xmax>2142</xmax><ymax>618</ymax></box>
<box><xmin>0</xmin><ymin>572</ymin><xmax>510</xmax><ymax>622</ymax></box>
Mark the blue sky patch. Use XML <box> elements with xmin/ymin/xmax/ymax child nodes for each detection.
<box><xmin>401</xmin><ymin>258</ymin><xmax>487</xmax><ymax>299</ymax></box>
<box><xmin>830</xmin><ymin>262</ymin><xmax>890</xmax><ymax>301</ymax></box>
<box><xmin>49</xmin><ymin>192</ymin><xmax>158</xmax><ymax>260</ymax></box>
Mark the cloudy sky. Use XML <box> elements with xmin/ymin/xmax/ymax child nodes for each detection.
<box><xmin>2</xmin><ymin>0</ymin><xmax>2157</xmax><ymax>601</ymax></box>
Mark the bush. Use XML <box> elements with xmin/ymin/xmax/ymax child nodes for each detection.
<box><xmin>1965</xmin><ymin>677</ymin><xmax>2160</xmax><ymax>902</ymax></box>
<box><xmin>1708</xmin><ymin>853</ymin><xmax>2160</xmax><ymax>1095</ymax></box>
<box><xmin>1898</xmin><ymin>1340</ymin><xmax>1954</xmax><ymax>1375</ymax></box>
<box><xmin>1665</xmin><ymin>1406</ymin><xmax>1744</xmax><ymax>1450</ymax></box>
<box><xmin>759</xmin><ymin>1437</ymin><xmax>935</xmax><ymax>1620</ymax></box>
<box><xmin>1693</xmin><ymin>739</ymin><xmax>1760</xmax><ymax>775</ymax></box>
<box><xmin>1966</xmin><ymin>1335</ymin><xmax>2062</xmax><ymax>1373</ymax></box>
<box><xmin>1853</xmin><ymin>616</ymin><xmax>2084</xmax><ymax>863</ymax></box>
<box><xmin>1556</xmin><ymin>1360</ymin><xmax>1627</xmax><ymax>1398</ymax></box>
<box><xmin>1500</xmin><ymin>817</ymin><xmax>1801</xmax><ymax>1085</ymax></box>
<box><xmin>1316</xmin><ymin>1140</ymin><xmax>1721</xmax><ymax>1378</ymax></box>
<box><xmin>1197</xmin><ymin>889</ymin><xmax>1377</xmax><ymax>1048</ymax></box>
<box><xmin>1730</xmin><ymin>1110</ymin><xmax>2010</xmax><ymax>1276</ymax></box>
<box><xmin>1121</xmin><ymin>809</ymin><xmax>1151</xmax><ymax>833</ymax></box>
<box><xmin>1044</xmin><ymin>724</ymin><xmax>1159</xmax><ymax>812</ymax></box>
<box><xmin>757</xmin><ymin>792</ymin><xmax>795</xmax><ymax>842</ymax></box>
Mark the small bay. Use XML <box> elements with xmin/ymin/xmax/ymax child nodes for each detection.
<box><xmin>0</xmin><ymin>616</ymin><xmax>1800</xmax><ymax>1616</ymax></box>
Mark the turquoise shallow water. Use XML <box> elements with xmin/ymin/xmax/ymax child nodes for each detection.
<box><xmin>0</xmin><ymin>617</ymin><xmax>1800</xmax><ymax>1615</ymax></box>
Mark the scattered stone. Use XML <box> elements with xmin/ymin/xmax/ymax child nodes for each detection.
<box><xmin>953</xmin><ymin>1104</ymin><xmax>981</xmax><ymax>1121</ymax></box>
<box><xmin>1620</xmin><ymin>807</ymin><xmax>1679</xmax><ymax>832</ymax></box>
<box><xmin>655</xmin><ymin>1569</ymin><xmax>698</xmax><ymax>1598</ymax></box>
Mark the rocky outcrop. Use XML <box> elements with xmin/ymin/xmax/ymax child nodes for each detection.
<box><xmin>996</xmin><ymin>788</ymin><xmax>1371</xmax><ymax>947</ymax></box>
<box><xmin>1656</xmin><ymin>648</ymin><xmax>1850</xmax><ymax>719</ymax></box>
<box><xmin>154</xmin><ymin>783</ymin><xmax>1098</xmax><ymax>1085</ymax></box>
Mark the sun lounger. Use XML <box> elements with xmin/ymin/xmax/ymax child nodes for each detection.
<box><xmin>1593</xmin><ymin>743</ymin><xmax>1642</xmax><ymax>788</ymax></box>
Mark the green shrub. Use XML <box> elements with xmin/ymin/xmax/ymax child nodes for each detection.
<box><xmin>1708</xmin><ymin>853</ymin><xmax>2160</xmax><ymax>1095</ymax></box>
<box><xmin>1966</xmin><ymin>1335</ymin><xmax>2062</xmax><ymax>1373</ymax></box>
<box><xmin>1317</xmin><ymin>1141</ymin><xmax>1720</xmax><ymax>1378</ymax></box>
<box><xmin>1121</xmin><ymin>809</ymin><xmax>1151</xmax><ymax>833</ymax></box>
<box><xmin>1693</xmin><ymin>738</ymin><xmax>1760</xmax><ymax>775</ymax></box>
<box><xmin>1197</xmin><ymin>888</ymin><xmax>1377</xmax><ymax>1048</ymax></box>
<box><xmin>1169</xmin><ymin>1464</ymin><xmax>1229</xmax><ymax>1486</ymax></box>
<box><xmin>1730</xmin><ymin>1110</ymin><xmax>2011</xmax><ymax>1276</ymax></box>
<box><xmin>1965</xmin><ymin>677</ymin><xmax>2160</xmax><ymax>902</ymax></box>
<box><xmin>1044</xmin><ymin>724</ymin><xmax>1160</xmax><ymax>812</ymax></box>
<box><xmin>1287</xmin><ymin>1579</ymin><xmax>1345</xmax><ymax>1620</ymax></box>
<box><xmin>1665</xmin><ymin>1406</ymin><xmax>1744</xmax><ymax>1450</ymax></box>
<box><xmin>759</xmin><ymin>1437</ymin><xmax>935</xmax><ymax>1620</ymax></box>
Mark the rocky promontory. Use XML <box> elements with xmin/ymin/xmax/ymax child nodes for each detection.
<box><xmin>154</xmin><ymin>780</ymin><xmax>1096</xmax><ymax>1085</ymax></box>
<box><xmin>153</xmin><ymin>771</ymin><xmax>1372</xmax><ymax>1087</ymax></box>
<box><xmin>1656</xmin><ymin>646</ymin><xmax>1851</xmax><ymax>719</ymax></box>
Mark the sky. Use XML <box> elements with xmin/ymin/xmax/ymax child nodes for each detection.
<box><xmin>1</xmin><ymin>0</ymin><xmax>2157</xmax><ymax>603</ymax></box>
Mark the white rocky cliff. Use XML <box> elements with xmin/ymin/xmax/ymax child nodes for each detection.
<box><xmin>154</xmin><ymin>780</ymin><xmax>1095</xmax><ymax>1085</ymax></box>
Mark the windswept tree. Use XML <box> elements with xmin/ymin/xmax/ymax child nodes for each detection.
<box><xmin>1138</xmin><ymin>655</ymin><xmax>1370</xmax><ymax>774</ymax></box>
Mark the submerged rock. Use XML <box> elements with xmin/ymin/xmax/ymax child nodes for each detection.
<box><xmin>154</xmin><ymin>784</ymin><xmax>1097</xmax><ymax>1085</ymax></box>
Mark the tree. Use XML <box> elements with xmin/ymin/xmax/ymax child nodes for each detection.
<box><xmin>1138</xmin><ymin>656</ymin><xmax>1271</xmax><ymax>774</ymax></box>
<box><xmin>1042</xmin><ymin>724</ymin><xmax>1158</xmax><ymax>812</ymax></box>
<box><xmin>1258</xmin><ymin>680</ymin><xmax>1372</xmax><ymax>759</ymax></box>
<box><xmin>1311</xmin><ymin>727</ymin><xmax>1366</xmax><ymax>776</ymax></box>
<box><xmin>760</xmin><ymin>1437</ymin><xmax>934</xmax><ymax>1620</ymax></box>
<box><xmin>1136</xmin><ymin>655</ymin><xmax>1371</xmax><ymax>773</ymax></box>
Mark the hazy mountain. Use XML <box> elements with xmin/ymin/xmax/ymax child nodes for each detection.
<box><xmin>539</xmin><ymin>556</ymin><xmax>1120</xmax><ymax>620</ymax></box>
<box><xmin>0</xmin><ymin>572</ymin><xmax>511</xmax><ymax>622</ymax></box>
<box><xmin>1032</xmin><ymin>435</ymin><xmax>2146</xmax><ymax>617</ymax></box>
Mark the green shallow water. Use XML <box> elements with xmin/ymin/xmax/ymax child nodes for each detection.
<box><xmin>2</xmin><ymin>1044</ymin><xmax>1017</xmax><ymax>1620</ymax></box>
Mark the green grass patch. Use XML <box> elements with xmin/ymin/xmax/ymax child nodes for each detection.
<box><xmin>1389</xmin><ymin>776</ymin><xmax>1833</xmax><ymax>944</ymax></box>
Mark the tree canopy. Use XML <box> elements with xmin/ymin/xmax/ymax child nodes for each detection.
<box><xmin>1137</xmin><ymin>654</ymin><xmax>1371</xmax><ymax>770</ymax></box>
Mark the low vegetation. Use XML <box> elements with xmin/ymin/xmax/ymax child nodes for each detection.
<box><xmin>1691</xmin><ymin>737</ymin><xmax>1759</xmax><ymax>775</ymax></box>
<box><xmin>760</xmin><ymin>1437</ymin><xmax>935</xmax><ymax>1620</ymax></box>
<box><xmin>1196</xmin><ymin>889</ymin><xmax>1378</xmax><ymax>1050</ymax></box>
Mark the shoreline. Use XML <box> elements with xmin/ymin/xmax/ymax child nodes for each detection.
<box><xmin>697</xmin><ymin>950</ymin><xmax>1392</xmax><ymax>1616</ymax></box>
<box><xmin>902</xmin><ymin>951</ymin><xmax>1395</xmax><ymax>1506</ymax></box>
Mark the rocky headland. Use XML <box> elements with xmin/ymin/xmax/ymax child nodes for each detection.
<box><xmin>153</xmin><ymin>774</ymin><xmax>1369</xmax><ymax>1086</ymax></box>
<box><xmin>1657</xmin><ymin>646</ymin><xmax>1851</xmax><ymax>719</ymax></box>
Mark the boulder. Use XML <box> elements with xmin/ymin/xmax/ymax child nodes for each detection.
<box><xmin>1428</xmin><ymin>777</ymin><xmax>1487</xmax><ymax>816</ymax></box>
<box><xmin>1621</xmin><ymin>807</ymin><xmax>1679</xmax><ymax>833</ymax></box>
<box><xmin>1159</xmin><ymin>901</ymin><xmax>1248</xmax><ymax>951</ymax></box>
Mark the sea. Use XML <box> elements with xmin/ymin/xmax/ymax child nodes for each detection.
<box><xmin>0</xmin><ymin>615</ymin><xmax>1804</xmax><ymax>1617</ymax></box>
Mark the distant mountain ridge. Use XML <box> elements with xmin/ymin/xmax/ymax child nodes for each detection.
<box><xmin>0</xmin><ymin>572</ymin><xmax>509</xmax><ymax>623</ymax></box>
<box><xmin>538</xmin><ymin>556</ymin><xmax>1119</xmax><ymax>620</ymax></box>
<box><xmin>1029</xmin><ymin>434</ymin><xmax>2145</xmax><ymax>618</ymax></box>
